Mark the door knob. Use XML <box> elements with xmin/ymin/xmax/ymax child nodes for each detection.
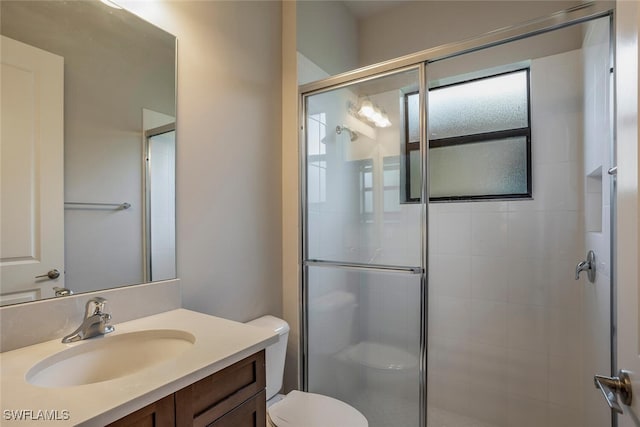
<box><xmin>594</xmin><ymin>370</ymin><xmax>633</xmax><ymax>414</ymax></box>
<box><xmin>35</xmin><ymin>269</ymin><xmax>60</xmax><ymax>280</ymax></box>
<box><xmin>576</xmin><ymin>250</ymin><xmax>596</xmax><ymax>283</ymax></box>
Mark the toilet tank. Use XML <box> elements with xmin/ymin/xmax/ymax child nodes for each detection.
<box><xmin>308</xmin><ymin>291</ymin><xmax>357</xmax><ymax>355</ymax></box>
<box><xmin>246</xmin><ymin>315</ymin><xmax>290</xmax><ymax>400</ymax></box>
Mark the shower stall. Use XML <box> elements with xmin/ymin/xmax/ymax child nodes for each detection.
<box><xmin>300</xmin><ymin>3</ymin><xmax>616</xmax><ymax>427</ymax></box>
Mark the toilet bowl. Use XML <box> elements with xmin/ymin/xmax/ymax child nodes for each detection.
<box><xmin>267</xmin><ymin>390</ymin><xmax>367</xmax><ymax>427</ymax></box>
<box><xmin>247</xmin><ymin>315</ymin><xmax>368</xmax><ymax>427</ymax></box>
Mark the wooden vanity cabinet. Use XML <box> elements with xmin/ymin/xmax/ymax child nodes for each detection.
<box><xmin>107</xmin><ymin>395</ymin><xmax>175</xmax><ymax>427</ymax></box>
<box><xmin>176</xmin><ymin>350</ymin><xmax>266</xmax><ymax>427</ymax></box>
<box><xmin>108</xmin><ymin>351</ymin><xmax>266</xmax><ymax>427</ymax></box>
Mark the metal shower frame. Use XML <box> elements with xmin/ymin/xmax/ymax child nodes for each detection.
<box><xmin>298</xmin><ymin>3</ymin><xmax>616</xmax><ymax>426</ymax></box>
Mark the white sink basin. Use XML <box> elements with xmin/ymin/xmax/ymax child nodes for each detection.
<box><xmin>26</xmin><ymin>329</ymin><xmax>195</xmax><ymax>388</ymax></box>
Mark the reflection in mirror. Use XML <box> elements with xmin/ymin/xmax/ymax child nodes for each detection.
<box><xmin>0</xmin><ymin>1</ymin><xmax>176</xmax><ymax>305</ymax></box>
<box><xmin>305</xmin><ymin>69</ymin><xmax>421</xmax><ymax>268</ymax></box>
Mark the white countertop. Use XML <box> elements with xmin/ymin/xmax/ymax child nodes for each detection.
<box><xmin>0</xmin><ymin>309</ymin><xmax>278</xmax><ymax>426</ymax></box>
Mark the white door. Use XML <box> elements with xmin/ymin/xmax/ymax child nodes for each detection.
<box><xmin>0</xmin><ymin>36</ymin><xmax>65</xmax><ymax>304</ymax></box>
<box><xmin>612</xmin><ymin>1</ymin><xmax>640</xmax><ymax>425</ymax></box>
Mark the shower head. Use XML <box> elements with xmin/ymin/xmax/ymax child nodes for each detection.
<box><xmin>336</xmin><ymin>125</ymin><xmax>358</xmax><ymax>141</ymax></box>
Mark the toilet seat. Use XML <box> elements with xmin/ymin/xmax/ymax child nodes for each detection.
<box><xmin>267</xmin><ymin>390</ymin><xmax>368</xmax><ymax>427</ymax></box>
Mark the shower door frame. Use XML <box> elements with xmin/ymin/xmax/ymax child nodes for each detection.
<box><xmin>298</xmin><ymin>3</ymin><xmax>616</xmax><ymax>427</ymax></box>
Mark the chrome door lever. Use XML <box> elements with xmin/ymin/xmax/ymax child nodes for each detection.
<box><xmin>35</xmin><ymin>269</ymin><xmax>60</xmax><ymax>280</ymax></box>
<box><xmin>594</xmin><ymin>370</ymin><xmax>633</xmax><ymax>414</ymax></box>
<box><xmin>575</xmin><ymin>250</ymin><xmax>596</xmax><ymax>283</ymax></box>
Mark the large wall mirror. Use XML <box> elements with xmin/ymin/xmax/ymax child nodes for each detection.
<box><xmin>0</xmin><ymin>0</ymin><xmax>176</xmax><ymax>305</ymax></box>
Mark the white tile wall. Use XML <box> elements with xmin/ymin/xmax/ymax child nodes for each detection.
<box><xmin>428</xmin><ymin>47</ymin><xmax>595</xmax><ymax>426</ymax></box>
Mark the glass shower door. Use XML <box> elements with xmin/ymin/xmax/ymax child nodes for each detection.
<box><xmin>303</xmin><ymin>67</ymin><xmax>424</xmax><ymax>427</ymax></box>
<box><xmin>425</xmin><ymin>17</ymin><xmax>612</xmax><ymax>427</ymax></box>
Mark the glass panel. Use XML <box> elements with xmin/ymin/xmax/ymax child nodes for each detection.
<box><xmin>429</xmin><ymin>70</ymin><xmax>528</xmax><ymax>139</ymax></box>
<box><xmin>427</xmin><ymin>16</ymin><xmax>612</xmax><ymax>427</ymax></box>
<box><xmin>364</xmin><ymin>191</ymin><xmax>373</xmax><ymax>214</ymax></box>
<box><xmin>307</xmin><ymin>266</ymin><xmax>421</xmax><ymax>427</ymax></box>
<box><xmin>384</xmin><ymin>189</ymin><xmax>400</xmax><ymax>213</ymax></box>
<box><xmin>384</xmin><ymin>167</ymin><xmax>399</xmax><ymax>187</ymax></box>
<box><xmin>429</xmin><ymin>137</ymin><xmax>528</xmax><ymax>198</ymax></box>
<box><xmin>305</xmin><ymin>68</ymin><xmax>421</xmax><ymax>266</ymax></box>
<box><xmin>409</xmin><ymin>150</ymin><xmax>421</xmax><ymax>200</ymax></box>
<box><xmin>383</xmin><ymin>156</ymin><xmax>401</xmax><ymax>213</ymax></box>
<box><xmin>407</xmin><ymin>92</ymin><xmax>420</xmax><ymax>142</ymax></box>
<box><xmin>364</xmin><ymin>169</ymin><xmax>373</xmax><ymax>188</ymax></box>
<box><xmin>308</xmin><ymin>161</ymin><xmax>327</xmax><ymax>204</ymax></box>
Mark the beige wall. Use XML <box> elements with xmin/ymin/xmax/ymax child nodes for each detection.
<box><xmin>282</xmin><ymin>1</ymin><xmax>300</xmax><ymax>393</ymax></box>
<box><xmin>357</xmin><ymin>1</ymin><xmax>582</xmax><ymax>68</ymax></box>
<box><xmin>123</xmin><ymin>1</ymin><xmax>283</xmax><ymax>322</ymax></box>
<box><xmin>296</xmin><ymin>0</ymin><xmax>358</xmax><ymax>75</ymax></box>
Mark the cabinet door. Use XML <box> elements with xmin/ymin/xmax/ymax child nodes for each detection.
<box><xmin>107</xmin><ymin>394</ymin><xmax>175</xmax><ymax>427</ymax></box>
<box><xmin>176</xmin><ymin>351</ymin><xmax>266</xmax><ymax>427</ymax></box>
<box><xmin>208</xmin><ymin>390</ymin><xmax>266</xmax><ymax>427</ymax></box>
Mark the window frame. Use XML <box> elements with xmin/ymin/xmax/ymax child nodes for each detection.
<box><xmin>306</xmin><ymin>112</ymin><xmax>328</xmax><ymax>205</ymax></box>
<box><xmin>404</xmin><ymin>67</ymin><xmax>533</xmax><ymax>203</ymax></box>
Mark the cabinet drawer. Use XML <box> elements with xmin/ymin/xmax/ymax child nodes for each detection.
<box><xmin>176</xmin><ymin>351</ymin><xmax>266</xmax><ymax>427</ymax></box>
<box><xmin>107</xmin><ymin>394</ymin><xmax>175</xmax><ymax>427</ymax></box>
<box><xmin>207</xmin><ymin>390</ymin><xmax>266</xmax><ymax>427</ymax></box>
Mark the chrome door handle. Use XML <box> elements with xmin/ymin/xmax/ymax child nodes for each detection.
<box><xmin>575</xmin><ymin>250</ymin><xmax>596</xmax><ymax>283</ymax></box>
<box><xmin>35</xmin><ymin>269</ymin><xmax>60</xmax><ymax>280</ymax></box>
<box><xmin>594</xmin><ymin>370</ymin><xmax>633</xmax><ymax>414</ymax></box>
<box><xmin>53</xmin><ymin>287</ymin><xmax>73</xmax><ymax>297</ymax></box>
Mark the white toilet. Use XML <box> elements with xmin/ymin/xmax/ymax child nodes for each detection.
<box><xmin>247</xmin><ymin>315</ymin><xmax>368</xmax><ymax>427</ymax></box>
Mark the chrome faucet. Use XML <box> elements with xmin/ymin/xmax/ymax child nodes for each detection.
<box><xmin>61</xmin><ymin>297</ymin><xmax>115</xmax><ymax>343</ymax></box>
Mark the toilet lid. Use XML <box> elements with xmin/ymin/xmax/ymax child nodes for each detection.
<box><xmin>268</xmin><ymin>390</ymin><xmax>368</xmax><ymax>427</ymax></box>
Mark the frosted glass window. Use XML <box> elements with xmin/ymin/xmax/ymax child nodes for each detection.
<box><xmin>307</xmin><ymin>113</ymin><xmax>326</xmax><ymax>156</ymax></box>
<box><xmin>383</xmin><ymin>157</ymin><xmax>401</xmax><ymax>213</ymax></box>
<box><xmin>308</xmin><ymin>161</ymin><xmax>326</xmax><ymax>203</ymax></box>
<box><xmin>429</xmin><ymin>70</ymin><xmax>529</xmax><ymax>139</ymax></box>
<box><xmin>403</xmin><ymin>68</ymin><xmax>531</xmax><ymax>201</ymax></box>
<box><xmin>384</xmin><ymin>189</ymin><xmax>400</xmax><ymax>212</ymax></box>
<box><xmin>404</xmin><ymin>93</ymin><xmax>421</xmax><ymax>203</ymax></box>
<box><xmin>407</xmin><ymin>92</ymin><xmax>420</xmax><ymax>142</ymax></box>
<box><xmin>409</xmin><ymin>150</ymin><xmax>421</xmax><ymax>200</ymax></box>
<box><xmin>360</xmin><ymin>162</ymin><xmax>374</xmax><ymax>218</ymax></box>
<box><xmin>364</xmin><ymin>170</ymin><xmax>373</xmax><ymax>188</ymax></box>
<box><xmin>429</xmin><ymin>137</ymin><xmax>528</xmax><ymax>198</ymax></box>
<box><xmin>384</xmin><ymin>168</ymin><xmax>399</xmax><ymax>187</ymax></box>
<box><xmin>364</xmin><ymin>192</ymin><xmax>373</xmax><ymax>214</ymax></box>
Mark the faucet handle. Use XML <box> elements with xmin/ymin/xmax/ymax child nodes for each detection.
<box><xmin>84</xmin><ymin>297</ymin><xmax>108</xmax><ymax>317</ymax></box>
<box><xmin>575</xmin><ymin>250</ymin><xmax>596</xmax><ymax>283</ymax></box>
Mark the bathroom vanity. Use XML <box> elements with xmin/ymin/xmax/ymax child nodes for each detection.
<box><xmin>109</xmin><ymin>351</ymin><xmax>266</xmax><ymax>427</ymax></box>
<box><xmin>0</xmin><ymin>309</ymin><xmax>277</xmax><ymax>426</ymax></box>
